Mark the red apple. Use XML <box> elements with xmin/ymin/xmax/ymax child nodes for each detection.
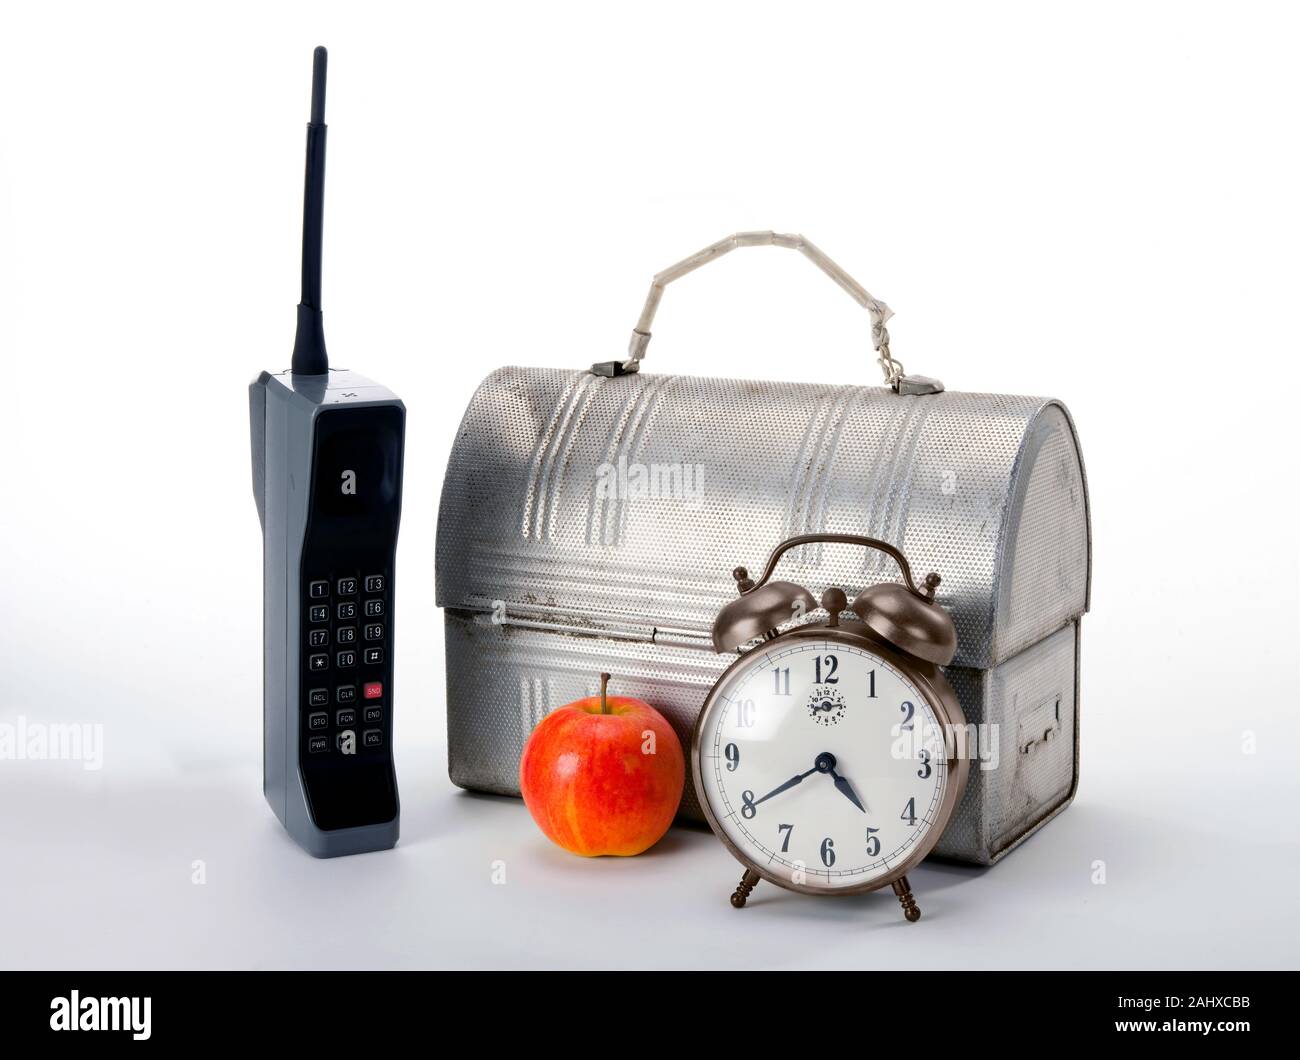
<box><xmin>519</xmin><ymin>674</ymin><xmax>684</xmax><ymax>856</ymax></box>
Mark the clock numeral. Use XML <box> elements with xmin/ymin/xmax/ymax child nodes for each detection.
<box><xmin>740</xmin><ymin>790</ymin><xmax>757</xmax><ymax>819</ymax></box>
<box><xmin>865</xmin><ymin>826</ymin><xmax>881</xmax><ymax>857</ymax></box>
<box><xmin>814</xmin><ymin>654</ymin><xmax>839</xmax><ymax>684</ymax></box>
<box><xmin>901</xmin><ymin>797</ymin><xmax>917</xmax><ymax>827</ymax></box>
<box><xmin>898</xmin><ymin>700</ymin><xmax>915</xmax><ymax>732</ymax></box>
<box><xmin>917</xmin><ymin>748</ymin><xmax>932</xmax><ymax>780</ymax></box>
<box><xmin>867</xmin><ymin>668</ymin><xmax>876</xmax><ymax>698</ymax></box>
<box><xmin>772</xmin><ymin>668</ymin><xmax>790</xmax><ymax>696</ymax></box>
<box><xmin>819</xmin><ymin>836</ymin><xmax>836</xmax><ymax>868</ymax></box>
<box><xmin>736</xmin><ymin>699</ymin><xmax>757</xmax><ymax>728</ymax></box>
<box><xmin>724</xmin><ymin>742</ymin><xmax>740</xmax><ymax>772</ymax></box>
<box><xmin>778</xmin><ymin>823</ymin><xmax>794</xmax><ymax>852</ymax></box>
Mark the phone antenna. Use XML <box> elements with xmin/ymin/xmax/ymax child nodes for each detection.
<box><xmin>291</xmin><ymin>46</ymin><xmax>330</xmax><ymax>375</ymax></box>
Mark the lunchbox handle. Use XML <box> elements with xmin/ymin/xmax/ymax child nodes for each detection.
<box><xmin>591</xmin><ymin>231</ymin><xmax>943</xmax><ymax>394</ymax></box>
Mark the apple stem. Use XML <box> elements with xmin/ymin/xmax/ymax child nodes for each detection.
<box><xmin>599</xmin><ymin>672</ymin><xmax>611</xmax><ymax>714</ymax></box>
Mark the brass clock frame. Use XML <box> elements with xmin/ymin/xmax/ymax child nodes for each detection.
<box><xmin>691</xmin><ymin>534</ymin><xmax>971</xmax><ymax>922</ymax></box>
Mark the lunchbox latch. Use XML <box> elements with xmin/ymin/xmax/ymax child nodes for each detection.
<box><xmin>1018</xmin><ymin>695</ymin><xmax>1063</xmax><ymax>756</ymax></box>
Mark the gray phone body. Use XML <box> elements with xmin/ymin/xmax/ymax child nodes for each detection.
<box><xmin>250</xmin><ymin>367</ymin><xmax>404</xmax><ymax>858</ymax></box>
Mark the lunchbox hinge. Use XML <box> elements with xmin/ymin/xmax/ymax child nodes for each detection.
<box><xmin>454</xmin><ymin>603</ymin><xmax>715</xmax><ymax>652</ymax></box>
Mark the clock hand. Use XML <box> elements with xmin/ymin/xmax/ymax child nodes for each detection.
<box><xmin>752</xmin><ymin>766</ymin><xmax>818</xmax><ymax>807</ymax></box>
<box><xmin>829</xmin><ymin>768</ymin><xmax>868</xmax><ymax>814</ymax></box>
<box><xmin>813</xmin><ymin>752</ymin><xmax>868</xmax><ymax>813</ymax></box>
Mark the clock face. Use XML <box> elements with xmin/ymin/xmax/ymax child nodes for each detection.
<box><xmin>696</xmin><ymin>635</ymin><xmax>951</xmax><ymax>892</ymax></box>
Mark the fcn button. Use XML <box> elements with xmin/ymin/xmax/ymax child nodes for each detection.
<box><xmin>363</xmin><ymin>681</ymin><xmax>383</xmax><ymax>700</ymax></box>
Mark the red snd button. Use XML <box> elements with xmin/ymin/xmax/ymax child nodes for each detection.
<box><xmin>363</xmin><ymin>681</ymin><xmax>383</xmax><ymax>700</ymax></box>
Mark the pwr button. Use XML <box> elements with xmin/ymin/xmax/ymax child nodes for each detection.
<box><xmin>363</xmin><ymin>682</ymin><xmax>383</xmax><ymax>700</ymax></box>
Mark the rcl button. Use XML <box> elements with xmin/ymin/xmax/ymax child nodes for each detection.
<box><xmin>363</xmin><ymin>682</ymin><xmax>383</xmax><ymax>700</ymax></box>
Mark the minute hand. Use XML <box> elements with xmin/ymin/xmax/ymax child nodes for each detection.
<box><xmin>752</xmin><ymin>767</ymin><xmax>818</xmax><ymax>808</ymax></box>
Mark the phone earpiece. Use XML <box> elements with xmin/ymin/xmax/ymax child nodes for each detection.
<box><xmin>851</xmin><ymin>572</ymin><xmax>957</xmax><ymax>666</ymax></box>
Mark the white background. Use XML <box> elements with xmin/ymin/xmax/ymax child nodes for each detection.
<box><xmin>1</xmin><ymin>1</ymin><xmax>1297</xmax><ymax>969</ymax></box>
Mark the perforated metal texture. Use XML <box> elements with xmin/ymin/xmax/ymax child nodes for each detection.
<box><xmin>932</xmin><ymin>623</ymin><xmax>1079</xmax><ymax>863</ymax></box>
<box><xmin>995</xmin><ymin>405</ymin><xmax>1091</xmax><ymax>660</ymax></box>
<box><xmin>437</xmin><ymin>368</ymin><xmax>1088</xmax><ymax>669</ymax></box>
<box><xmin>436</xmin><ymin>365</ymin><xmax>1091</xmax><ymax>865</ymax></box>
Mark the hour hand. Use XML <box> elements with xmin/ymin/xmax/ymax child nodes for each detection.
<box><xmin>752</xmin><ymin>767</ymin><xmax>817</xmax><ymax>808</ymax></box>
<box><xmin>828</xmin><ymin>768</ymin><xmax>867</xmax><ymax>813</ymax></box>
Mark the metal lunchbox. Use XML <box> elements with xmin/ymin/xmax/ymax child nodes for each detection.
<box><xmin>435</xmin><ymin>232</ymin><xmax>1091</xmax><ymax>865</ymax></box>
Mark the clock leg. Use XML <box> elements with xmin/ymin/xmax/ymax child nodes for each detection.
<box><xmin>730</xmin><ymin>869</ymin><xmax>760</xmax><ymax>908</ymax></box>
<box><xmin>892</xmin><ymin>876</ymin><xmax>921</xmax><ymax>922</ymax></box>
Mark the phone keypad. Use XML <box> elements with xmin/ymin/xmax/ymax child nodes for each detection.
<box><xmin>302</xmin><ymin>571</ymin><xmax>389</xmax><ymax>759</ymax></box>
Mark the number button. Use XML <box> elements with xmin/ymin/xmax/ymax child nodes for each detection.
<box><xmin>337</xmin><ymin>601</ymin><xmax>357</xmax><ymax>621</ymax></box>
<box><xmin>364</xmin><ymin>575</ymin><xmax>385</xmax><ymax>593</ymax></box>
<box><xmin>363</xmin><ymin>647</ymin><xmax>384</xmax><ymax>665</ymax></box>
<box><xmin>308</xmin><ymin>688</ymin><xmax>329</xmax><ymax>708</ymax></box>
<box><xmin>308</xmin><ymin>629</ymin><xmax>329</xmax><ymax>648</ymax></box>
<box><xmin>307</xmin><ymin>712</ymin><xmax>328</xmax><ymax>731</ymax></box>
<box><xmin>364</xmin><ymin>623</ymin><xmax>384</xmax><ymax>642</ymax></box>
<box><xmin>309</xmin><ymin>580</ymin><xmax>330</xmax><ymax>599</ymax></box>
<box><xmin>335</xmin><ymin>684</ymin><xmax>357</xmax><ymax>704</ymax></box>
<box><xmin>337</xmin><ymin>650</ymin><xmax>357</xmax><ymax>669</ymax></box>
<box><xmin>364</xmin><ymin>599</ymin><xmax>384</xmax><ymax>618</ymax></box>
<box><xmin>336</xmin><ymin>625</ymin><xmax>356</xmax><ymax>645</ymax></box>
<box><xmin>309</xmin><ymin>653</ymin><xmax>329</xmax><ymax>672</ymax></box>
<box><xmin>336</xmin><ymin>577</ymin><xmax>358</xmax><ymax>596</ymax></box>
<box><xmin>308</xmin><ymin>605</ymin><xmax>329</xmax><ymax>624</ymax></box>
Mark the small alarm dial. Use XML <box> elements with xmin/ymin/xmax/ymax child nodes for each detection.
<box><xmin>698</xmin><ymin>637</ymin><xmax>949</xmax><ymax>891</ymax></box>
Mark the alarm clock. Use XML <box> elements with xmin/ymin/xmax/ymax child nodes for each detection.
<box><xmin>691</xmin><ymin>533</ymin><xmax>970</xmax><ymax>921</ymax></box>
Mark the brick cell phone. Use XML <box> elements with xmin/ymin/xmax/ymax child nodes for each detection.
<box><xmin>248</xmin><ymin>48</ymin><xmax>402</xmax><ymax>857</ymax></box>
